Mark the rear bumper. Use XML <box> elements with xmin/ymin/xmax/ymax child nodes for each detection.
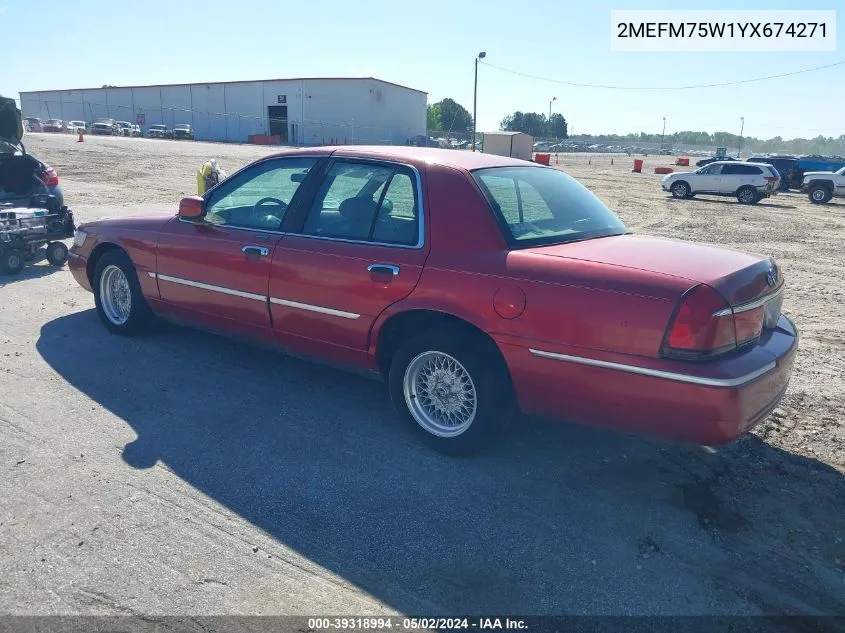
<box><xmin>500</xmin><ymin>315</ymin><xmax>798</xmax><ymax>446</ymax></box>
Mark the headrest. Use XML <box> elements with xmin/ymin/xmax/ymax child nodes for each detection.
<box><xmin>339</xmin><ymin>197</ymin><xmax>377</xmax><ymax>223</ymax></box>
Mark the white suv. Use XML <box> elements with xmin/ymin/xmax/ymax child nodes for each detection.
<box><xmin>662</xmin><ymin>161</ymin><xmax>780</xmax><ymax>204</ymax></box>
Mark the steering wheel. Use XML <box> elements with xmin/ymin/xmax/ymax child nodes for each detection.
<box><xmin>253</xmin><ymin>197</ymin><xmax>287</xmax><ymax>214</ymax></box>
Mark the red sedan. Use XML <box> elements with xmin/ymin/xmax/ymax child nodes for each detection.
<box><xmin>67</xmin><ymin>147</ymin><xmax>798</xmax><ymax>454</ymax></box>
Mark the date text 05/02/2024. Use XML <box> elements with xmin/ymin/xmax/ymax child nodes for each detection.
<box><xmin>307</xmin><ymin>617</ymin><xmax>529</xmax><ymax>630</ymax></box>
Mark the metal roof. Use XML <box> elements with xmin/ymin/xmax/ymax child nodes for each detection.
<box><xmin>20</xmin><ymin>77</ymin><xmax>427</xmax><ymax>96</ymax></box>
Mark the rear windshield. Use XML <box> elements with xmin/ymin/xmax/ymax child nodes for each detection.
<box><xmin>472</xmin><ymin>166</ymin><xmax>627</xmax><ymax>247</ymax></box>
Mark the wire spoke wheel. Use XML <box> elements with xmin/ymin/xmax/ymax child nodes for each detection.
<box><xmin>403</xmin><ymin>351</ymin><xmax>478</xmax><ymax>438</ymax></box>
<box><xmin>99</xmin><ymin>264</ymin><xmax>133</xmax><ymax>325</ymax></box>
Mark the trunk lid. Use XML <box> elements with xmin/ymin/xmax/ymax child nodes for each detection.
<box><xmin>526</xmin><ymin>234</ymin><xmax>781</xmax><ymax>308</ymax></box>
<box><xmin>0</xmin><ymin>96</ymin><xmax>23</xmax><ymax>145</ymax></box>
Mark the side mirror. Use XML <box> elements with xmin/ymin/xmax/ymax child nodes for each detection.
<box><xmin>178</xmin><ymin>196</ymin><xmax>205</xmax><ymax>220</ymax></box>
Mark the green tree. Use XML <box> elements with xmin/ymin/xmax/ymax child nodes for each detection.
<box><xmin>548</xmin><ymin>113</ymin><xmax>567</xmax><ymax>138</ymax></box>
<box><xmin>426</xmin><ymin>103</ymin><xmax>442</xmax><ymax>132</ymax></box>
<box><xmin>431</xmin><ymin>98</ymin><xmax>473</xmax><ymax>133</ymax></box>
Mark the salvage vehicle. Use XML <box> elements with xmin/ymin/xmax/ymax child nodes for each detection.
<box><xmin>24</xmin><ymin>117</ymin><xmax>43</xmax><ymax>132</ymax></box>
<box><xmin>747</xmin><ymin>156</ymin><xmax>799</xmax><ymax>191</ymax></box>
<box><xmin>91</xmin><ymin>118</ymin><xmax>120</xmax><ymax>135</ymax></box>
<box><xmin>68</xmin><ymin>146</ymin><xmax>797</xmax><ymax>455</ymax></box>
<box><xmin>172</xmin><ymin>124</ymin><xmax>194</xmax><ymax>140</ymax></box>
<box><xmin>0</xmin><ymin>97</ymin><xmax>75</xmax><ymax>274</ymax></box>
<box><xmin>66</xmin><ymin>120</ymin><xmax>87</xmax><ymax>134</ymax></box>
<box><xmin>662</xmin><ymin>161</ymin><xmax>780</xmax><ymax>204</ymax></box>
<box><xmin>147</xmin><ymin>124</ymin><xmax>172</xmax><ymax>139</ymax></box>
<box><xmin>43</xmin><ymin>119</ymin><xmax>66</xmax><ymax>133</ymax></box>
<box><xmin>801</xmin><ymin>165</ymin><xmax>845</xmax><ymax>204</ymax></box>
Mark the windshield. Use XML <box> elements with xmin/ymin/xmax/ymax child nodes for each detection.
<box><xmin>151</xmin><ymin>125</ymin><xmax>166</xmax><ymax>129</ymax></box>
<box><xmin>472</xmin><ymin>166</ymin><xmax>627</xmax><ymax>247</ymax></box>
<box><xmin>175</xmin><ymin>125</ymin><xmax>190</xmax><ymax>130</ymax></box>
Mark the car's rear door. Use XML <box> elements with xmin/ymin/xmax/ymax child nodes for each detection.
<box><xmin>154</xmin><ymin>156</ymin><xmax>320</xmax><ymax>338</ymax></box>
<box><xmin>267</xmin><ymin>158</ymin><xmax>430</xmax><ymax>365</ymax></box>
<box><xmin>720</xmin><ymin>163</ymin><xmax>757</xmax><ymax>193</ymax></box>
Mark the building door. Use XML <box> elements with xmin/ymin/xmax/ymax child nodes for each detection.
<box><xmin>267</xmin><ymin>105</ymin><xmax>288</xmax><ymax>142</ymax></box>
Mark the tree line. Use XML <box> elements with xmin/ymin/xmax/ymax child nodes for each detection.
<box><xmin>426</xmin><ymin>97</ymin><xmax>842</xmax><ymax>155</ymax></box>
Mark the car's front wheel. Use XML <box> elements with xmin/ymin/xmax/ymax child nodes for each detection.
<box><xmin>93</xmin><ymin>250</ymin><xmax>155</xmax><ymax>335</ymax></box>
<box><xmin>736</xmin><ymin>186</ymin><xmax>759</xmax><ymax>204</ymax></box>
<box><xmin>670</xmin><ymin>181</ymin><xmax>690</xmax><ymax>199</ymax></box>
<box><xmin>388</xmin><ymin>325</ymin><xmax>513</xmax><ymax>456</ymax></box>
<box><xmin>808</xmin><ymin>185</ymin><xmax>832</xmax><ymax>204</ymax></box>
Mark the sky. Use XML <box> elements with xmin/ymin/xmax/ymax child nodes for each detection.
<box><xmin>1</xmin><ymin>0</ymin><xmax>843</xmax><ymax>139</ymax></box>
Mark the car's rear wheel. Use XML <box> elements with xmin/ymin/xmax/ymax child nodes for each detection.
<box><xmin>93</xmin><ymin>250</ymin><xmax>155</xmax><ymax>335</ymax></box>
<box><xmin>0</xmin><ymin>248</ymin><xmax>24</xmax><ymax>275</ymax></box>
<box><xmin>736</xmin><ymin>186</ymin><xmax>759</xmax><ymax>204</ymax></box>
<box><xmin>670</xmin><ymin>181</ymin><xmax>690</xmax><ymax>199</ymax></box>
<box><xmin>388</xmin><ymin>325</ymin><xmax>514</xmax><ymax>456</ymax></box>
<box><xmin>808</xmin><ymin>185</ymin><xmax>832</xmax><ymax>204</ymax></box>
<box><xmin>45</xmin><ymin>241</ymin><xmax>68</xmax><ymax>267</ymax></box>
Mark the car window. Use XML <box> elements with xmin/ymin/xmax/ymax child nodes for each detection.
<box><xmin>302</xmin><ymin>161</ymin><xmax>420</xmax><ymax>246</ymax></box>
<box><xmin>204</xmin><ymin>158</ymin><xmax>317</xmax><ymax>231</ymax></box>
<box><xmin>473</xmin><ymin>166</ymin><xmax>627</xmax><ymax>247</ymax></box>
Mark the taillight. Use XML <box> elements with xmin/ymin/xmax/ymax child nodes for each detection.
<box><xmin>40</xmin><ymin>167</ymin><xmax>59</xmax><ymax>187</ymax></box>
<box><xmin>662</xmin><ymin>284</ymin><xmax>737</xmax><ymax>360</ymax></box>
<box><xmin>733</xmin><ymin>305</ymin><xmax>765</xmax><ymax>346</ymax></box>
<box><xmin>764</xmin><ymin>176</ymin><xmax>778</xmax><ymax>183</ymax></box>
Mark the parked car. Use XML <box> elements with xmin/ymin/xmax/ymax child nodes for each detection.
<box><xmin>172</xmin><ymin>124</ymin><xmax>194</xmax><ymax>140</ymax></box>
<box><xmin>117</xmin><ymin>121</ymin><xmax>133</xmax><ymax>136</ymax></box>
<box><xmin>409</xmin><ymin>135</ymin><xmax>440</xmax><ymax>148</ymax></box>
<box><xmin>663</xmin><ymin>161</ymin><xmax>780</xmax><ymax>204</ymax></box>
<box><xmin>0</xmin><ymin>97</ymin><xmax>65</xmax><ymax>210</ymax></box>
<box><xmin>67</xmin><ymin>147</ymin><xmax>796</xmax><ymax>455</ymax></box>
<box><xmin>91</xmin><ymin>118</ymin><xmax>120</xmax><ymax>135</ymax></box>
<box><xmin>147</xmin><ymin>124</ymin><xmax>171</xmax><ymax>139</ymax></box>
<box><xmin>66</xmin><ymin>120</ymin><xmax>87</xmax><ymax>134</ymax></box>
<box><xmin>130</xmin><ymin>124</ymin><xmax>142</xmax><ymax>137</ymax></box>
<box><xmin>43</xmin><ymin>119</ymin><xmax>66</xmax><ymax>133</ymax></box>
<box><xmin>747</xmin><ymin>156</ymin><xmax>799</xmax><ymax>191</ymax></box>
<box><xmin>801</xmin><ymin>165</ymin><xmax>845</xmax><ymax>204</ymax></box>
<box><xmin>696</xmin><ymin>156</ymin><xmax>738</xmax><ymax>168</ymax></box>
<box><xmin>23</xmin><ymin>117</ymin><xmax>42</xmax><ymax>132</ymax></box>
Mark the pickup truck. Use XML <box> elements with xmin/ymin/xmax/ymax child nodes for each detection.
<box><xmin>802</xmin><ymin>166</ymin><xmax>845</xmax><ymax>204</ymax></box>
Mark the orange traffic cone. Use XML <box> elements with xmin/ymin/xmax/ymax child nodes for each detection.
<box><xmin>77</xmin><ymin>132</ymin><xmax>84</xmax><ymax>142</ymax></box>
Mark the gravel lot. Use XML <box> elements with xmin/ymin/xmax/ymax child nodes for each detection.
<box><xmin>1</xmin><ymin>133</ymin><xmax>843</xmax><ymax>617</ymax></box>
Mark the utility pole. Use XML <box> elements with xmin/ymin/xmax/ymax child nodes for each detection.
<box><xmin>472</xmin><ymin>51</ymin><xmax>486</xmax><ymax>151</ymax></box>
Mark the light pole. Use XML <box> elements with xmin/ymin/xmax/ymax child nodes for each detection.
<box><xmin>472</xmin><ymin>51</ymin><xmax>486</xmax><ymax>151</ymax></box>
<box><xmin>738</xmin><ymin>116</ymin><xmax>745</xmax><ymax>158</ymax></box>
<box><xmin>661</xmin><ymin>117</ymin><xmax>666</xmax><ymax>149</ymax></box>
<box><xmin>549</xmin><ymin>96</ymin><xmax>557</xmax><ymax>138</ymax></box>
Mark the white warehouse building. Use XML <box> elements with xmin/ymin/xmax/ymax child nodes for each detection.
<box><xmin>19</xmin><ymin>77</ymin><xmax>427</xmax><ymax>145</ymax></box>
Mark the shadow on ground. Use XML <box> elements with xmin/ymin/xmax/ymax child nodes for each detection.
<box><xmin>37</xmin><ymin>311</ymin><xmax>845</xmax><ymax>616</ymax></box>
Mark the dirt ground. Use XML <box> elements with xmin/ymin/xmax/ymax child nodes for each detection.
<box><xmin>1</xmin><ymin>133</ymin><xmax>843</xmax><ymax>617</ymax></box>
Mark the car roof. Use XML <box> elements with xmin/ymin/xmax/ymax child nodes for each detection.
<box><xmin>265</xmin><ymin>145</ymin><xmax>537</xmax><ymax>170</ymax></box>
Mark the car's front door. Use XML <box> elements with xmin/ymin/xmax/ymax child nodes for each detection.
<box><xmin>267</xmin><ymin>158</ymin><xmax>430</xmax><ymax>366</ymax></box>
<box><xmin>691</xmin><ymin>163</ymin><xmax>723</xmax><ymax>193</ymax></box>
<box><xmin>154</xmin><ymin>156</ymin><xmax>319</xmax><ymax>338</ymax></box>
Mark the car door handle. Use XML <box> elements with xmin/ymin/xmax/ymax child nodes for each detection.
<box><xmin>368</xmin><ymin>264</ymin><xmax>400</xmax><ymax>276</ymax></box>
<box><xmin>242</xmin><ymin>246</ymin><xmax>269</xmax><ymax>257</ymax></box>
